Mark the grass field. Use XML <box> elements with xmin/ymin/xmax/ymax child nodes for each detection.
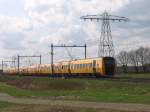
<box><xmin>0</xmin><ymin>73</ymin><xmax>150</xmax><ymax>104</ymax></box>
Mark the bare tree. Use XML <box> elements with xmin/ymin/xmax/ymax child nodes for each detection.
<box><xmin>117</xmin><ymin>51</ymin><xmax>129</xmax><ymax>73</ymax></box>
<box><xmin>136</xmin><ymin>47</ymin><xmax>150</xmax><ymax>72</ymax></box>
<box><xmin>145</xmin><ymin>48</ymin><xmax>150</xmax><ymax>64</ymax></box>
<box><xmin>128</xmin><ymin>50</ymin><xmax>139</xmax><ymax>73</ymax></box>
<box><xmin>117</xmin><ymin>46</ymin><xmax>150</xmax><ymax>73</ymax></box>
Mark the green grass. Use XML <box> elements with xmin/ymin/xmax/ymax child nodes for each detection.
<box><xmin>0</xmin><ymin>74</ymin><xmax>150</xmax><ymax>104</ymax></box>
<box><xmin>116</xmin><ymin>73</ymin><xmax>150</xmax><ymax>78</ymax></box>
<box><xmin>0</xmin><ymin>101</ymin><xmax>14</xmax><ymax>109</ymax></box>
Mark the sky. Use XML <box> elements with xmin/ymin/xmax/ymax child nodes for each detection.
<box><xmin>0</xmin><ymin>0</ymin><xmax>149</xmax><ymax>64</ymax></box>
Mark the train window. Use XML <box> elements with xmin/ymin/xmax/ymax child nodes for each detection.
<box><xmin>75</xmin><ymin>64</ymin><xmax>77</xmax><ymax>69</ymax></box>
<box><xmin>83</xmin><ymin>64</ymin><xmax>84</xmax><ymax>68</ymax></box>
<box><xmin>72</xmin><ymin>64</ymin><xmax>74</xmax><ymax>69</ymax></box>
<box><xmin>89</xmin><ymin>63</ymin><xmax>91</xmax><ymax>68</ymax></box>
<box><xmin>93</xmin><ymin>60</ymin><xmax>96</xmax><ymax>68</ymax></box>
<box><xmin>80</xmin><ymin>64</ymin><xmax>82</xmax><ymax>69</ymax></box>
<box><xmin>87</xmin><ymin>63</ymin><xmax>89</xmax><ymax>68</ymax></box>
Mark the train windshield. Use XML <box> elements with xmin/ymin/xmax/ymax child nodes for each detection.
<box><xmin>103</xmin><ymin>57</ymin><xmax>115</xmax><ymax>76</ymax></box>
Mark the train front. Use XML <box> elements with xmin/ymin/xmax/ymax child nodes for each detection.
<box><xmin>103</xmin><ymin>57</ymin><xmax>116</xmax><ymax>77</ymax></box>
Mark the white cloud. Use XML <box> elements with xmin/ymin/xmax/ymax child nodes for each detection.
<box><xmin>3</xmin><ymin>0</ymin><xmax>147</xmax><ymax>61</ymax></box>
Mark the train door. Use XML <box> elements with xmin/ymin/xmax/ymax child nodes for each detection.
<box><xmin>93</xmin><ymin>60</ymin><xmax>96</xmax><ymax>73</ymax></box>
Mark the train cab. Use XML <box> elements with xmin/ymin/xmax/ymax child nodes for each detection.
<box><xmin>103</xmin><ymin>57</ymin><xmax>115</xmax><ymax>77</ymax></box>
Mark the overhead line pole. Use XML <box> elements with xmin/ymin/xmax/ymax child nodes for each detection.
<box><xmin>1</xmin><ymin>60</ymin><xmax>17</xmax><ymax>72</ymax></box>
<box><xmin>17</xmin><ymin>55</ymin><xmax>42</xmax><ymax>73</ymax></box>
<box><xmin>50</xmin><ymin>43</ymin><xmax>87</xmax><ymax>75</ymax></box>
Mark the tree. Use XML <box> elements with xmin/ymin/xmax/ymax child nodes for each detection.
<box><xmin>128</xmin><ymin>50</ymin><xmax>139</xmax><ymax>73</ymax></box>
<box><xmin>117</xmin><ymin>51</ymin><xmax>129</xmax><ymax>73</ymax></box>
<box><xmin>136</xmin><ymin>47</ymin><xmax>150</xmax><ymax>72</ymax></box>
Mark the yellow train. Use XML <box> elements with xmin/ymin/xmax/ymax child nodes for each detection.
<box><xmin>3</xmin><ymin>57</ymin><xmax>115</xmax><ymax>78</ymax></box>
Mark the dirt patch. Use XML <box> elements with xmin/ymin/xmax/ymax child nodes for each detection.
<box><xmin>0</xmin><ymin>105</ymin><xmax>132</xmax><ymax>112</ymax></box>
<box><xmin>0</xmin><ymin>93</ymin><xmax>150</xmax><ymax>112</ymax></box>
<box><xmin>1</xmin><ymin>105</ymin><xmax>78</xmax><ymax>112</ymax></box>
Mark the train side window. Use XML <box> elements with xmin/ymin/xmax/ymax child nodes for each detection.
<box><xmin>85</xmin><ymin>63</ymin><xmax>87</xmax><ymax>68</ymax></box>
<box><xmin>89</xmin><ymin>63</ymin><xmax>91</xmax><ymax>68</ymax></box>
<box><xmin>65</xmin><ymin>65</ymin><xmax>67</xmax><ymax>69</ymax></box>
<box><xmin>69</xmin><ymin>65</ymin><xmax>71</xmax><ymax>69</ymax></box>
<box><xmin>86</xmin><ymin>64</ymin><xmax>88</xmax><ymax>68</ymax></box>
<box><xmin>82</xmin><ymin>64</ymin><xmax>85</xmax><ymax>68</ymax></box>
<box><xmin>93</xmin><ymin>60</ymin><xmax>96</xmax><ymax>68</ymax></box>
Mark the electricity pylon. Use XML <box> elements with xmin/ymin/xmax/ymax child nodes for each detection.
<box><xmin>81</xmin><ymin>11</ymin><xmax>129</xmax><ymax>57</ymax></box>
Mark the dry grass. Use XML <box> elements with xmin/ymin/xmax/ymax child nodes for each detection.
<box><xmin>0</xmin><ymin>75</ymin><xmax>85</xmax><ymax>91</ymax></box>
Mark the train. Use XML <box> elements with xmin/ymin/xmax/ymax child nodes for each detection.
<box><xmin>3</xmin><ymin>57</ymin><xmax>115</xmax><ymax>78</ymax></box>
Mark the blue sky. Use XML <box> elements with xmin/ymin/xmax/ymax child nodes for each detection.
<box><xmin>0</xmin><ymin>0</ymin><xmax>149</xmax><ymax>63</ymax></box>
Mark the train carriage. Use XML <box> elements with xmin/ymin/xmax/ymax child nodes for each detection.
<box><xmin>3</xmin><ymin>57</ymin><xmax>115</xmax><ymax>78</ymax></box>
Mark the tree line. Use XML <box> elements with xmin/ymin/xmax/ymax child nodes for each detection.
<box><xmin>116</xmin><ymin>47</ymin><xmax>150</xmax><ymax>73</ymax></box>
